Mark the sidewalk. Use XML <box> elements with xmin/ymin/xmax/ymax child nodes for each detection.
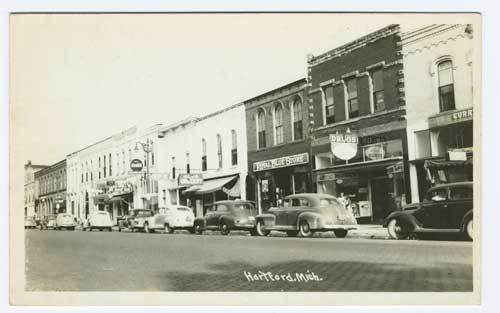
<box><xmin>348</xmin><ymin>224</ymin><xmax>390</xmax><ymax>240</ymax></box>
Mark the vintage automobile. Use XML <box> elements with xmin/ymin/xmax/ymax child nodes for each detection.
<box><xmin>84</xmin><ymin>211</ymin><xmax>113</xmax><ymax>232</ymax></box>
<box><xmin>40</xmin><ymin>215</ymin><xmax>57</xmax><ymax>230</ymax></box>
<box><xmin>193</xmin><ymin>200</ymin><xmax>258</xmax><ymax>235</ymax></box>
<box><xmin>144</xmin><ymin>206</ymin><xmax>195</xmax><ymax>234</ymax></box>
<box><xmin>383</xmin><ymin>182</ymin><xmax>473</xmax><ymax>240</ymax></box>
<box><xmin>254</xmin><ymin>193</ymin><xmax>358</xmax><ymax>238</ymax></box>
<box><xmin>24</xmin><ymin>216</ymin><xmax>37</xmax><ymax>229</ymax></box>
<box><xmin>55</xmin><ymin>213</ymin><xmax>76</xmax><ymax>230</ymax></box>
<box><xmin>118</xmin><ymin>209</ymin><xmax>154</xmax><ymax>232</ymax></box>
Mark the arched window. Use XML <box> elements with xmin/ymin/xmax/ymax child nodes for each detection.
<box><xmin>292</xmin><ymin>97</ymin><xmax>303</xmax><ymax>141</ymax></box>
<box><xmin>438</xmin><ymin>60</ymin><xmax>455</xmax><ymax>112</ymax></box>
<box><xmin>257</xmin><ymin>110</ymin><xmax>266</xmax><ymax>149</ymax></box>
<box><xmin>216</xmin><ymin>134</ymin><xmax>223</xmax><ymax>169</ymax></box>
<box><xmin>201</xmin><ymin>138</ymin><xmax>207</xmax><ymax>171</ymax></box>
<box><xmin>231</xmin><ymin>130</ymin><xmax>238</xmax><ymax>166</ymax></box>
<box><xmin>274</xmin><ymin>104</ymin><xmax>284</xmax><ymax>145</ymax></box>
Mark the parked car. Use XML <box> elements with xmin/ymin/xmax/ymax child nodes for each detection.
<box><xmin>255</xmin><ymin>194</ymin><xmax>358</xmax><ymax>238</ymax></box>
<box><xmin>193</xmin><ymin>200</ymin><xmax>258</xmax><ymax>235</ymax></box>
<box><xmin>24</xmin><ymin>216</ymin><xmax>37</xmax><ymax>229</ymax></box>
<box><xmin>84</xmin><ymin>211</ymin><xmax>113</xmax><ymax>232</ymax></box>
<box><xmin>383</xmin><ymin>182</ymin><xmax>473</xmax><ymax>240</ymax></box>
<box><xmin>55</xmin><ymin>213</ymin><xmax>76</xmax><ymax>230</ymax></box>
<box><xmin>144</xmin><ymin>206</ymin><xmax>195</xmax><ymax>234</ymax></box>
<box><xmin>118</xmin><ymin>209</ymin><xmax>154</xmax><ymax>232</ymax></box>
<box><xmin>40</xmin><ymin>215</ymin><xmax>57</xmax><ymax>230</ymax></box>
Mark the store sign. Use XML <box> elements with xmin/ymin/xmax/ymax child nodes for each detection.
<box><xmin>429</xmin><ymin>108</ymin><xmax>473</xmax><ymax>128</ymax></box>
<box><xmin>386</xmin><ymin>163</ymin><xmax>404</xmax><ymax>177</ymax></box>
<box><xmin>330</xmin><ymin>132</ymin><xmax>358</xmax><ymax>160</ymax></box>
<box><xmin>253</xmin><ymin>153</ymin><xmax>309</xmax><ymax>172</ymax></box>
<box><xmin>452</xmin><ymin>109</ymin><xmax>473</xmax><ymax>121</ymax></box>
<box><xmin>178</xmin><ymin>173</ymin><xmax>203</xmax><ymax>187</ymax></box>
<box><xmin>130</xmin><ymin>159</ymin><xmax>143</xmax><ymax>172</ymax></box>
<box><xmin>261</xmin><ymin>179</ymin><xmax>269</xmax><ymax>193</ymax></box>
<box><xmin>364</xmin><ymin>145</ymin><xmax>385</xmax><ymax>161</ymax></box>
<box><xmin>449</xmin><ymin>150</ymin><xmax>467</xmax><ymax>161</ymax></box>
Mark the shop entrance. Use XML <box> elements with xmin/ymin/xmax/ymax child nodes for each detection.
<box><xmin>370</xmin><ymin>177</ymin><xmax>394</xmax><ymax>222</ymax></box>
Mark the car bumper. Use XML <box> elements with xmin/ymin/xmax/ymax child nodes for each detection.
<box><xmin>233</xmin><ymin>224</ymin><xmax>256</xmax><ymax>230</ymax></box>
<box><xmin>320</xmin><ymin>224</ymin><xmax>358</xmax><ymax>230</ymax></box>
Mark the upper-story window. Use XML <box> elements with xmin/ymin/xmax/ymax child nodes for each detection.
<box><xmin>438</xmin><ymin>60</ymin><xmax>456</xmax><ymax>112</ymax></box>
<box><xmin>231</xmin><ymin>130</ymin><xmax>238</xmax><ymax>166</ymax></box>
<box><xmin>324</xmin><ymin>86</ymin><xmax>335</xmax><ymax>124</ymax></box>
<box><xmin>257</xmin><ymin>110</ymin><xmax>266</xmax><ymax>149</ymax></box>
<box><xmin>201</xmin><ymin>138</ymin><xmax>207</xmax><ymax>171</ymax></box>
<box><xmin>292</xmin><ymin>97</ymin><xmax>303</xmax><ymax>140</ymax></box>
<box><xmin>274</xmin><ymin>104</ymin><xmax>284</xmax><ymax>145</ymax></box>
<box><xmin>347</xmin><ymin>78</ymin><xmax>359</xmax><ymax>119</ymax></box>
<box><xmin>122</xmin><ymin>151</ymin><xmax>126</xmax><ymax>174</ymax></box>
<box><xmin>103</xmin><ymin>155</ymin><xmax>107</xmax><ymax>178</ymax></box>
<box><xmin>216</xmin><ymin>134</ymin><xmax>223</xmax><ymax>169</ymax></box>
<box><xmin>109</xmin><ymin>153</ymin><xmax>112</xmax><ymax>177</ymax></box>
<box><xmin>372</xmin><ymin>69</ymin><xmax>385</xmax><ymax>112</ymax></box>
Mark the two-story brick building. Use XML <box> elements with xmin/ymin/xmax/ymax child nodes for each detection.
<box><xmin>244</xmin><ymin>79</ymin><xmax>312</xmax><ymax>213</ymax></box>
<box><xmin>308</xmin><ymin>25</ymin><xmax>409</xmax><ymax>223</ymax></box>
<box><xmin>34</xmin><ymin>159</ymin><xmax>67</xmax><ymax>218</ymax></box>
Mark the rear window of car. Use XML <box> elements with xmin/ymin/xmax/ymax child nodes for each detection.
<box><xmin>233</xmin><ymin>203</ymin><xmax>256</xmax><ymax>212</ymax></box>
<box><xmin>319</xmin><ymin>198</ymin><xmax>344</xmax><ymax>209</ymax></box>
<box><xmin>450</xmin><ymin>187</ymin><xmax>472</xmax><ymax>200</ymax></box>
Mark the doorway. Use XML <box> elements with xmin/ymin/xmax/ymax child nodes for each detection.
<box><xmin>370</xmin><ymin>177</ymin><xmax>394</xmax><ymax>222</ymax></box>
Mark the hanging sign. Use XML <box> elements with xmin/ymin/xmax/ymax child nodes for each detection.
<box><xmin>130</xmin><ymin>159</ymin><xmax>144</xmax><ymax>172</ymax></box>
<box><xmin>330</xmin><ymin>132</ymin><xmax>359</xmax><ymax>160</ymax></box>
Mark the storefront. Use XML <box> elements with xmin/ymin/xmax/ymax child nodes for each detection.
<box><xmin>251</xmin><ymin>152</ymin><xmax>312</xmax><ymax>213</ymax></box>
<box><xmin>313</xmin><ymin>130</ymin><xmax>409</xmax><ymax>223</ymax></box>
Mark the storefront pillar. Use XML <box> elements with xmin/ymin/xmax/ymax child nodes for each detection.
<box><xmin>409</xmin><ymin>163</ymin><xmax>420</xmax><ymax>203</ymax></box>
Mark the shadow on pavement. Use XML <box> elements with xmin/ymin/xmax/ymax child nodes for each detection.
<box><xmin>159</xmin><ymin>259</ymin><xmax>473</xmax><ymax>292</ymax></box>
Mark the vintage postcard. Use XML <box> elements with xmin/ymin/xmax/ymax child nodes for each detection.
<box><xmin>9</xmin><ymin>13</ymin><xmax>481</xmax><ymax>306</ymax></box>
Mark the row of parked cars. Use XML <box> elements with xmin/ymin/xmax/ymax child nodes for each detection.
<box><xmin>25</xmin><ymin>182</ymin><xmax>474</xmax><ymax>240</ymax></box>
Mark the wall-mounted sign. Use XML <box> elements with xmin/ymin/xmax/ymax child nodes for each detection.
<box><xmin>178</xmin><ymin>173</ymin><xmax>203</xmax><ymax>187</ymax></box>
<box><xmin>449</xmin><ymin>150</ymin><xmax>467</xmax><ymax>161</ymax></box>
<box><xmin>386</xmin><ymin>162</ymin><xmax>404</xmax><ymax>177</ymax></box>
<box><xmin>429</xmin><ymin>108</ymin><xmax>473</xmax><ymax>128</ymax></box>
<box><xmin>130</xmin><ymin>159</ymin><xmax>143</xmax><ymax>172</ymax></box>
<box><xmin>330</xmin><ymin>132</ymin><xmax>359</xmax><ymax>160</ymax></box>
<box><xmin>364</xmin><ymin>145</ymin><xmax>385</xmax><ymax>161</ymax></box>
<box><xmin>452</xmin><ymin>109</ymin><xmax>473</xmax><ymax>121</ymax></box>
<box><xmin>261</xmin><ymin>179</ymin><xmax>269</xmax><ymax>193</ymax></box>
<box><xmin>253</xmin><ymin>153</ymin><xmax>309</xmax><ymax>172</ymax></box>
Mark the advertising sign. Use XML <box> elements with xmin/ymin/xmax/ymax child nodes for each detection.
<box><xmin>130</xmin><ymin>159</ymin><xmax>143</xmax><ymax>172</ymax></box>
<box><xmin>253</xmin><ymin>153</ymin><xmax>309</xmax><ymax>172</ymax></box>
<box><xmin>178</xmin><ymin>173</ymin><xmax>203</xmax><ymax>187</ymax></box>
<box><xmin>364</xmin><ymin>145</ymin><xmax>385</xmax><ymax>161</ymax></box>
<box><xmin>330</xmin><ymin>132</ymin><xmax>358</xmax><ymax>160</ymax></box>
<box><xmin>261</xmin><ymin>179</ymin><xmax>269</xmax><ymax>193</ymax></box>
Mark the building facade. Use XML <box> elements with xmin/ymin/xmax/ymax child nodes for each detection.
<box><xmin>308</xmin><ymin>24</ymin><xmax>409</xmax><ymax>223</ymax></box>
<box><xmin>66</xmin><ymin>124</ymin><xmax>162</xmax><ymax>224</ymax></box>
<box><xmin>244</xmin><ymin>79</ymin><xmax>312</xmax><ymax>213</ymax></box>
<box><xmin>402</xmin><ymin>24</ymin><xmax>475</xmax><ymax>202</ymax></box>
<box><xmin>157</xmin><ymin>104</ymin><xmax>248</xmax><ymax>217</ymax></box>
<box><xmin>24</xmin><ymin>161</ymin><xmax>48</xmax><ymax>217</ymax></box>
<box><xmin>34</xmin><ymin>160</ymin><xmax>67</xmax><ymax>218</ymax></box>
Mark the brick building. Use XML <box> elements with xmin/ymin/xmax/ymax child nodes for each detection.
<box><xmin>308</xmin><ymin>25</ymin><xmax>409</xmax><ymax>223</ymax></box>
<box><xmin>35</xmin><ymin>159</ymin><xmax>67</xmax><ymax>218</ymax></box>
<box><xmin>244</xmin><ymin>78</ymin><xmax>311</xmax><ymax>213</ymax></box>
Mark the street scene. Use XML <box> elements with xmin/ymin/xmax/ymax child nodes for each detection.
<box><xmin>15</xmin><ymin>17</ymin><xmax>477</xmax><ymax>295</ymax></box>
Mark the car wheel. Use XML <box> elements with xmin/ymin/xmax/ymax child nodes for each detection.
<box><xmin>194</xmin><ymin>223</ymin><xmax>203</xmax><ymax>235</ymax></box>
<box><xmin>220</xmin><ymin>221</ymin><xmax>230</xmax><ymax>235</ymax></box>
<box><xmin>253</xmin><ymin>220</ymin><xmax>270</xmax><ymax>237</ymax></box>
<box><xmin>164</xmin><ymin>223</ymin><xmax>173</xmax><ymax>234</ymax></box>
<box><xmin>465</xmin><ymin>219</ymin><xmax>473</xmax><ymax>241</ymax></box>
<box><xmin>333</xmin><ymin>229</ymin><xmax>348</xmax><ymax>238</ymax></box>
<box><xmin>299</xmin><ymin>220</ymin><xmax>314</xmax><ymax>238</ymax></box>
<box><xmin>387</xmin><ymin>218</ymin><xmax>410</xmax><ymax>240</ymax></box>
<box><xmin>286</xmin><ymin>230</ymin><xmax>298</xmax><ymax>237</ymax></box>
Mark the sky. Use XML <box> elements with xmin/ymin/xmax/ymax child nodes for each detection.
<box><xmin>10</xmin><ymin>13</ymin><xmax>439</xmax><ymax>166</ymax></box>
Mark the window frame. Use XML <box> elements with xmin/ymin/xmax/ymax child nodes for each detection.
<box><xmin>292</xmin><ymin>97</ymin><xmax>303</xmax><ymax>141</ymax></box>
<box><xmin>347</xmin><ymin>78</ymin><xmax>359</xmax><ymax>119</ymax></box>
<box><xmin>323</xmin><ymin>85</ymin><xmax>335</xmax><ymax>124</ymax></box>
<box><xmin>437</xmin><ymin>60</ymin><xmax>456</xmax><ymax>112</ymax></box>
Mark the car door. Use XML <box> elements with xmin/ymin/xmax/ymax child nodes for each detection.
<box><xmin>274</xmin><ymin>199</ymin><xmax>290</xmax><ymax>226</ymax></box>
<box><xmin>206</xmin><ymin>204</ymin><xmax>224</xmax><ymax>227</ymax></box>
<box><xmin>420</xmin><ymin>187</ymin><xmax>449</xmax><ymax>229</ymax></box>
<box><xmin>286</xmin><ymin>198</ymin><xmax>308</xmax><ymax>226</ymax></box>
<box><xmin>447</xmin><ymin>186</ymin><xmax>473</xmax><ymax>229</ymax></box>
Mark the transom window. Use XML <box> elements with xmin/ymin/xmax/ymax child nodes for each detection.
<box><xmin>438</xmin><ymin>60</ymin><xmax>456</xmax><ymax>112</ymax></box>
<box><xmin>347</xmin><ymin>78</ymin><xmax>359</xmax><ymax>119</ymax></box>
<box><xmin>324</xmin><ymin>86</ymin><xmax>335</xmax><ymax>124</ymax></box>
<box><xmin>274</xmin><ymin>104</ymin><xmax>284</xmax><ymax>145</ymax></box>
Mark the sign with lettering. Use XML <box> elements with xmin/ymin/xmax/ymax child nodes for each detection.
<box><xmin>364</xmin><ymin>145</ymin><xmax>385</xmax><ymax>161</ymax></box>
<box><xmin>178</xmin><ymin>173</ymin><xmax>203</xmax><ymax>187</ymax></box>
<box><xmin>452</xmin><ymin>109</ymin><xmax>473</xmax><ymax>121</ymax></box>
<box><xmin>330</xmin><ymin>132</ymin><xmax>359</xmax><ymax>160</ymax></box>
<box><xmin>253</xmin><ymin>153</ymin><xmax>309</xmax><ymax>172</ymax></box>
<box><xmin>130</xmin><ymin>159</ymin><xmax>143</xmax><ymax>172</ymax></box>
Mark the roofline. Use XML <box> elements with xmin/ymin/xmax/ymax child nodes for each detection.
<box><xmin>67</xmin><ymin>135</ymin><xmax>113</xmax><ymax>157</ymax></box>
<box><xmin>34</xmin><ymin>159</ymin><xmax>67</xmax><ymax>176</ymax></box>
<box><xmin>243</xmin><ymin>78</ymin><xmax>307</xmax><ymax>104</ymax></box>
<box><xmin>197</xmin><ymin>102</ymin><xmax>244</xmax><ymax>122</ymax></box>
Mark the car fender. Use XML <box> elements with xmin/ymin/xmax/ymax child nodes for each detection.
<box><xmin>297</xmin><ymin>212</ymin><xmax>322</xmax><ymax>229</ymax></box>
<box><xmin>383</xmin><ymin>212</ymin><xmax>419</xmax><ymax>230</ymax></box>
<box><xmin>461</xmin><ymin>209</ymin><xmax>473</xmax><ymax>231</ymax></box>
<box><xmin>255</xmin><ymin>214</ymin><xmax>276</xmax><ymax>227</ymax></box>
<box><xmin>193</xmin><ymin>217</ymin><xmax>207</xmax><ymax>228</ymax></box>
<box><xmin>218</xmin><ymin>215</ymin><xmax>235</xmax><ymax>227</ymax></box>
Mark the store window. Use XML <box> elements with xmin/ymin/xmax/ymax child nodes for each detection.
<box><xmin>292</xmin><ymin>97</ymin><xmax>303</xmax><ymax>140</ymax></box>
<box><xmin>201</xmin><ymin>138</ymin><xmax>207</xmax><ymax>171</ymax></box>
<box><xmin>362</xmin><ymin>139</ymin><xmax>403</xmax><ymax>162</ymax></box>
<box><xmin>231</xmin><ymin>130</ymin><xmax>238</xmax><ymax>166</ymax></box>
<box><xmin>274</xmin><ymin>104</ymin><xmax>284</xmax><ymax>145</ymax></box>
<box><xmin>217</xmin><ymin>134</ymin><xmax>222</xmax><ymax>169</ymax></box>
<box><xmin>324</xmin><ymin>86</ymin><xmax>335</xmax><ymax>124</ymax></box>
<box><xmin>257</xmin><ymin>110</ymin><xmax>266</xmax><ymax>149</ymax></box>
<box><xmin>438</xmin><ymin>60</ymin><xmax>456</xmax><ymax>112</ymax></box>
<box><xmin>347</xmin><ymin>78</ymin><xmax>359</xmax><ymax>119</ymax></box>
<box><xmin>372</xmin><ymin>69</ymin><xmax>385</xmax><ymax>112</ymax></box>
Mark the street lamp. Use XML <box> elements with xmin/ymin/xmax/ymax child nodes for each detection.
<box><xmin>135</xmin><ymin>139</ymin><xmax>153</xmax><ymax>209</ymax></box>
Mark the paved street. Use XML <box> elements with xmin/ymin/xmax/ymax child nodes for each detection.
<box><xmin>25</xmin><ymin>229</ymin><xmax>473</xmax><ymax>292</ymax></box>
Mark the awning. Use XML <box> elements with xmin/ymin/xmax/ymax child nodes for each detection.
<box><xmin>424</xmin><ymin>159</ymin><xmax>473</xmax><ymax>169</ymax></box>
<box><xmin>183</xmin><ymin>175</ymin><xmax>237</xmax><ymax>195</ymax></box>
<box><xmin>222</xmin><ymin>178</ymin><xmax>241</xmax><ymax>198</ymax></box>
